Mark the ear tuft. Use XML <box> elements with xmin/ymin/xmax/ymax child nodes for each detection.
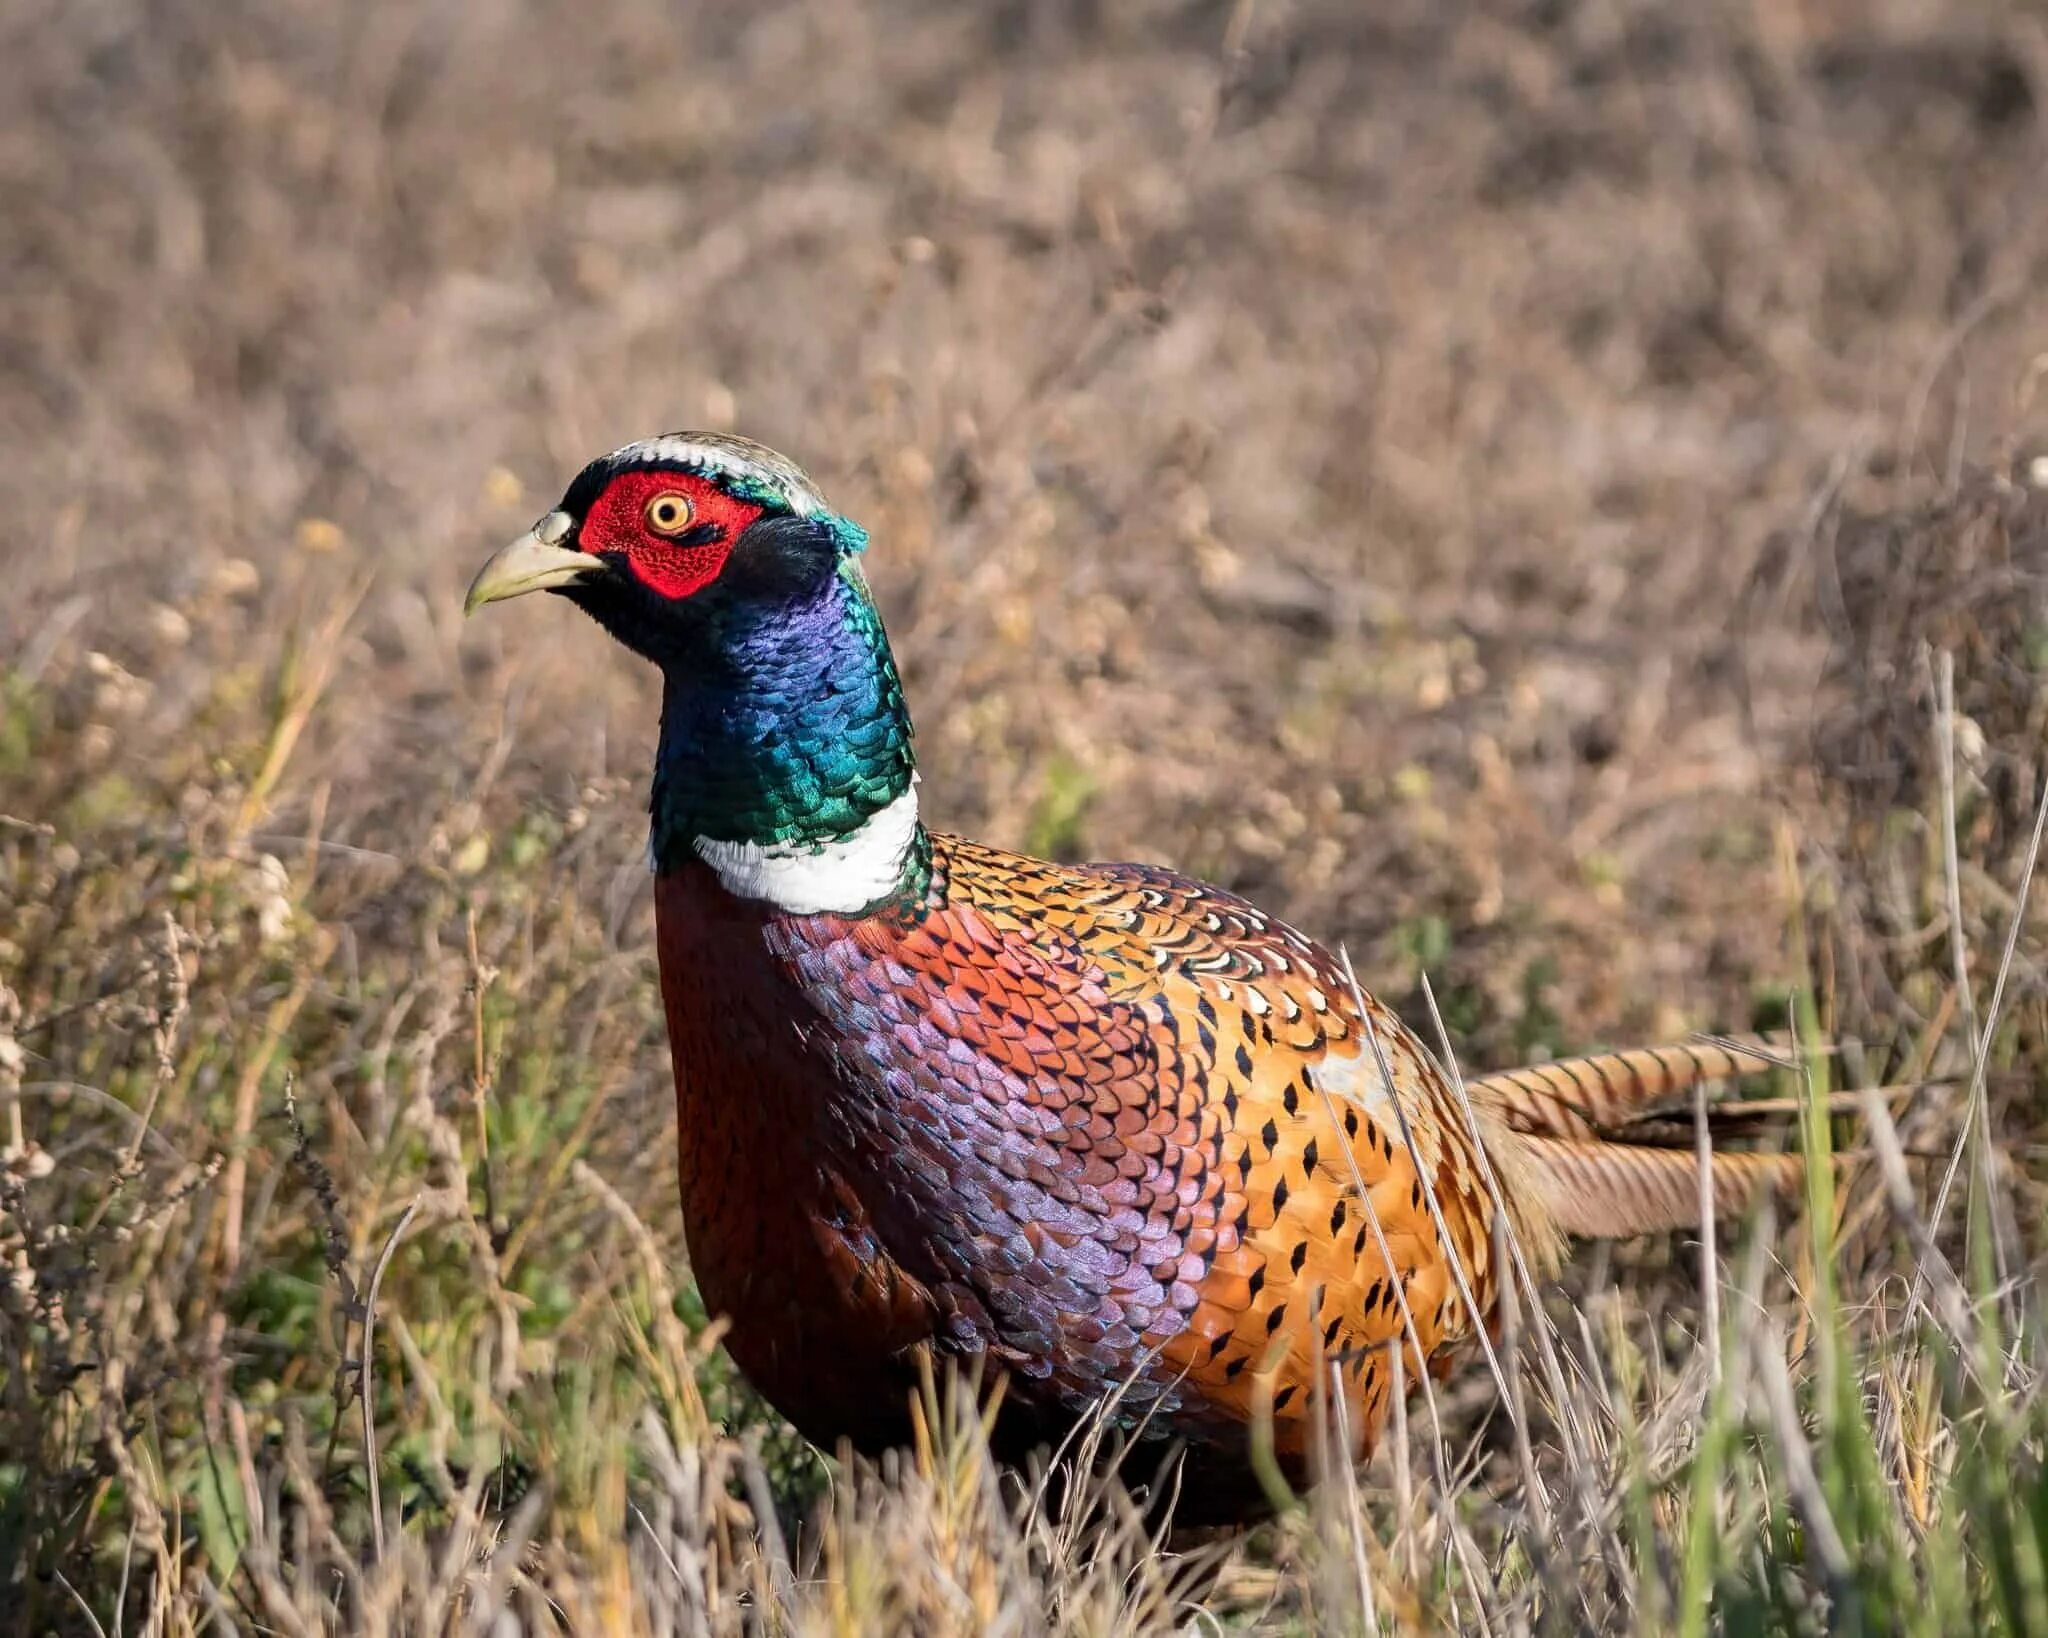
<box><xmin>823</xmin><ymin>513</ymin><xmax>869</xmax><ymax>555</ymax></box>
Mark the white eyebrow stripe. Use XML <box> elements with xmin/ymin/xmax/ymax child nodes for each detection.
<box><xmin>604</xmin><ymin>436</ymin><xmax>829</xmax><ymax>517</ymax></box>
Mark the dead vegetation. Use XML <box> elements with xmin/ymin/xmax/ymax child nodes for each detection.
<box><xmin>5</xmin><ymin>0</ymin><xmax>2048</xmax><ymax>1631</ymax></box>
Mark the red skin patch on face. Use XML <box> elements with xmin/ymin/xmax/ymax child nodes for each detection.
<box><xmin>578</xmin><ymin>469</ymin><xmax>766</xmax><ymax>599</ymax></box>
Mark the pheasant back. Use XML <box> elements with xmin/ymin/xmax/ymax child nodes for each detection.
<box><xmin>655</xmin><ymin>832</ymin><xmax>1790</xmax><ymax>1503</ymax></box>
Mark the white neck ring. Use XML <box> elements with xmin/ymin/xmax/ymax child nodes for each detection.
<box><xmin>690</xmin><ymin>784</ymin><xmax>920</xmax><ymax>915</ymax></box>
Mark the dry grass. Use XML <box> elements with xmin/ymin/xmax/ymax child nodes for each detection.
<box><xmin>6</xmin><ymin>0</ymin><xmax>2048</xmax><ymax>1631</ymax></box>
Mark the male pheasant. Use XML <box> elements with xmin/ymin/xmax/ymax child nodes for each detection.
<box><xmin>466</xmin><ymin>433</ymin><xmax>1801</xmax><ymax>1519</ymax></box>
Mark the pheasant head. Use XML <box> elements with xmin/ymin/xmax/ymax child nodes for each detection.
<box><xmin>467</xmin><ymin>433</ymin><xmax>922</xmax><ymax>914</ymax></box>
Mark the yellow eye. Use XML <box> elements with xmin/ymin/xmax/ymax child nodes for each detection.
<box><xmin>644</xmin><ymin>492</ymin><xmax>694</xmax><ymax>535</ymax></box>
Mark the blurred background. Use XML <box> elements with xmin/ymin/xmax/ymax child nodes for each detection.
<box><xmin>6</xmin><ymin>0</ymin><xmax>2042</xmax><ymax>1042</ymax></box>
<box><xmin>5</xmin><ymin>1</ymin><xmax>2048</xmax><ymax>1630</ymax></box>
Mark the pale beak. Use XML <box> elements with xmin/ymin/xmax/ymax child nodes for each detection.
<box><xmin>464</xmin><ymin>513</ymin><xmax>599</xmax><ymax>614</ymax></box>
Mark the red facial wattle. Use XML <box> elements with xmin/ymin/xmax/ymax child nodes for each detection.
<box><xmin>577</xmin><ymin>469</ymin><xmax>767</xmax><ymax>599</ymax></box>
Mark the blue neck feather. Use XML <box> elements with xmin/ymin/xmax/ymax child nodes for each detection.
<box><xmin>650</xmin><ymin>563</ymin><xmax>919</xmax><ymax>879</ymax></box>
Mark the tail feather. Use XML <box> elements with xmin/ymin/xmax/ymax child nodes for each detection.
<box><xmin>1471</xmin><ymin>1038</ymin><xmax>1794</xmax><ymax>1141</ymax></box>
<box><xmin>1524</xmin><ymin>1136</ymin><xmax>1803</xmax><ymax>1239</ymax></box>
<box><xmin>1608</xmin><ymin>1085</ymin><xmax>1916</xmax><ymax>1148</ymax></box>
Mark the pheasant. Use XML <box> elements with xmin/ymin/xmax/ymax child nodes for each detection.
<box><xmin>465</xmin><ymin>433</ymin><xmax>1802</xmax><ymax>1519</ymax></box>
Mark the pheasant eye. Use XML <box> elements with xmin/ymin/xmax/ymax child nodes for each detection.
<box><xmin>644</xmin><ymin>492</ymin><xmax>694</xmax><ymax>535</ymax></box>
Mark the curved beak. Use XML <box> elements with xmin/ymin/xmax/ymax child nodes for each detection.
<box><xmin>464</xmin><ymin>512</ymin><xmax>598</xmax><ymax>614</ymax></box>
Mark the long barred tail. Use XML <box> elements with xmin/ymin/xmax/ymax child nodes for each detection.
<box><xmin>1472</xmin><ymin>1038</ymin><xmax>1818</xmax><ymax>1240</ymax></box>
<box><xmin>1522</xmin><ymin>1135</ymin><xmax>1805</xmax><ymax>1238</ymax></box>
<box><xmin>1469</xmin><ymin>1038</ymin><xmax>1795</xmax><ymax>1141</ymax></box>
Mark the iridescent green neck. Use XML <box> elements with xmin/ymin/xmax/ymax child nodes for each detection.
<box><xmin>651</xmin><ymin>563</ymin><xmax>924</xmax><ymax>907</ymax></box>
